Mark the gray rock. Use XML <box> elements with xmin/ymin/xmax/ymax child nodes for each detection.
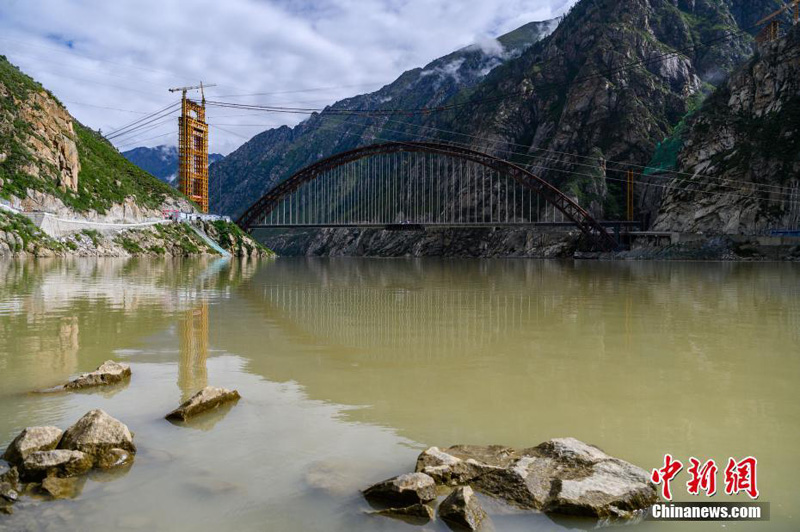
<box><xmin>415</xmin><ymin>438</ymin><xmax>657</xmax><ymax>519</ymax></box>
<box><xmin>64</xmin><ymin>360</ymin><xmax>131</xmax><ymax>389</ymax></box>
<box><xmin>0</xmin><ymin>467</ymin><xmax>20</xmax><ymax>502</ymax></box>
<box><xmin>58</xmin><ymin>409</ymin><xmax>136</xmax><ymax>463</ymax></box>
<box><xmin>439</xmin><ymin>486</ymin><xmax>487</xmax><ymax>531</ymax></box>
<box><xmin>96</xmin><ymin>448</ymin><xmax>133</xmax><ymax>469</ymax></box>
<box><xmin>371</xmin><ymin>503</ymin><xmax>434</xmax><ymax>524</ymax></box>
<box><xmin>41</xmin><ymin>474</ymin><xmax>84</xmax><ymax>499</ymax></box>
<box><xmin>363</xmin><ymin>472</ymin><xmax>437</xmax><ymax>506</ymax></box>
<box><xmin>21</xmin><ymin>450</ymin><xmax>92</xmax><ymax>480</ymax></box>
<box><xmin>2</xmin><ymin>426</ymin><xmax>63</xmax><ymax>466</ymax></box>
<box><xmin>165</xmin><ymin>386</ymin><xmax>241</xmax><ymax>421</ymax></box>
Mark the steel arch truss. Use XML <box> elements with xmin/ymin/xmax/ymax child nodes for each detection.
<box><xmin>236</xmin><ymin>141</ymin><xmax>618</xmax><ymax>251</ymax></box>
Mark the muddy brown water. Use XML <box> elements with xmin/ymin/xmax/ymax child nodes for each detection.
<box><xmin>0</xmin><ymin>257</ymin><xmax>798</xmax><ymax>531</ymax></box>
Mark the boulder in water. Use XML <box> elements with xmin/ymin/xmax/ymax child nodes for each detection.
<box><xmin>2</xmin><ymin>426</ymin><xmax>63</xmax><ymax>466</ymax></box>
<box><xmin>363</xmin><ymin>472</ymin><xmax>436</xmax><ymax>506</ymax></box>
<box><xmin>371</xmin><ymin>503</ymin><xmax>434</xmax><ymax>524</ymax></box>
<box><xmin>64</xmin><ymin>360</ymin><xmax>131</xmax><ymax>389</ymax></box>
<box><xmin>20</xmin><ymin>450</ymin><xmax>92</xmax><ymax>480</ymax></box>
<box><xmin>97</xmin><ymin>448</ymin><xmax>134</xmax><ymax>470</ymax></box>
<box><xmin>58</xmin><ymin>409</ymin><xmax>136</xmax><ymax>463</ymax></box>
<box><xmin>416</xmin><ymin>438</ymin><xmax>657</xmax><ymax>518</ymax></box>
<box><xmin>165</xmin><ymin>386</ymin><xmax>241</xmax><ymax>421</ymax></box>
<box><xmin>0</xmin><ymin>466</ymin><xmax>20</xmax><ymax>503</ymax></box>
<box><xmin>438</xmin><ymin>486</ymin><xmax>487</xmax><ymax>531</ymax></box>
<box><xmin>41</xmin><ymin>474</ymin><xmax>84</xmax><ymax>499</ymax></box>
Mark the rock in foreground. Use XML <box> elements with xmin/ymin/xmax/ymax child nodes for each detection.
<box><xmin>371</xmin><ymin>503</ymin><xmax>434</xmax><ymax>524</ymax></box>
<box><xmin>58</xmin><ymin>409</ymin><xmax>136</xmax><ymax>463</ymax></box>
<box><xmin>41</xmin><ymin>475</ymin><xmax>84</xmax><ymax>499</ymax></box>
<box><xmin>2</xmin><ymin>426</ymin><xmax>63</xmax><ymax>466</ymax></box>
<box><xmin>64</xmin><ymin>360</ymin><xmax>131</xmax><ymax>390</ymax></box>
<box><xmin>165</xmin><ymin>386</ymin><xmax>241</xmax><ymax>421</ymax></box>
<box><xmin>20</xmin><ymin>450</ymin><xmax>92</xmax><ymax>481</ymax></box>
<box><xmin>416</xmin><ymin>438</ymin><xmax>657</xmax><ymax>518</ymax></box>
<box><xmin>96</xmin><ymin>448</ymin><xmax>134</xmax><ymax>470</ymax></box>
<box><xmin>363</xmin><ymin>473</ymin><xmax>436</xmax><ymax>506</ymax></box>
<box><xmin>0</xmin><ymin>467</ymin><xmax>20</xmax><ymax>503</ymax></box>
<box><xmin>438</xmin><ymin>486</ymin><xmax>487</xmax><ymax>531</ymax></box>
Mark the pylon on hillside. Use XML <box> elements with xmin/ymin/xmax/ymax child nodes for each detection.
<box><xmin>169</xmin><ymin>82</ymin><xmax>215</xmax><ymax>213</ymax></box>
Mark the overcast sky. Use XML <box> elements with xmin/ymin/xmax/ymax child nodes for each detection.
<box><xmin>0</xmin><ymin>0</ymin><xmax>576</xmax><ymax>155</ymax></box>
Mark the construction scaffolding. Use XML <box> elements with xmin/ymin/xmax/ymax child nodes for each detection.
<box><xmin>756</xmin><ymin>1</ymin><xmax>799</xmax><ymax>44</ymax></box>
<box><xmin>171</xmin><ymin>84</ymin><xmax>213</xmax><ymax>213</ymax></box>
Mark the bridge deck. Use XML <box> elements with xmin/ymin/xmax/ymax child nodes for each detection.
<box><xmin>251</xmin><ymin>221</ymin><xmax>642</xmax><ymax>230</ymax></box>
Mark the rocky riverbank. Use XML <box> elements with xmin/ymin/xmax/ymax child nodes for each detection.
<box><xmin>0</xmin><ymin>209</ymin><xmax>273</xmax><ymax>259</ymax></box>
<box><xmin>261</xmin><ymin>226</ymin><xmax>800</xmax><ymax>261</ymax></box>
<box><xmin>363</xmin><ymin>438</ymin><xmax>658</xmax><ymax>529</ymax></box>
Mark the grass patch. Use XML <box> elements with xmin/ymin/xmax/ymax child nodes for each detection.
<box><xmin>113</xmin><ymin>233</ymin><xmax>144</xmax><ymax>254</ymax></box>
<box><xmin>81</xmin><ymin>229</ymin><xmax>101</xmax><ymax>247</ymax></box>
<box><xmin>0</xmin><ymin>209</ymin><xmax>62</xmax><ymax>253</ymax></box>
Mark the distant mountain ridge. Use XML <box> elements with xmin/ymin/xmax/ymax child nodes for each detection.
<box><xmin>122</xmin><ymin>145</ymin><xmax>223</xmax><ymax>185</ymax></box>
<box><xmin>210</xmin><ymin>19</ymin><xmax>558</xmax><ymax>217</ymax></box>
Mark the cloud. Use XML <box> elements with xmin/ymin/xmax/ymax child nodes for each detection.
<box><xmin>0</xmin><ymin>0</ymin><xmax>578</xmax><ymax>155</ymax></box>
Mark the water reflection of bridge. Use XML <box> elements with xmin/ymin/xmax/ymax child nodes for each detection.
<box><xmin>239</xmin><ymin>259</ymin><xmax>800</xmax><ymax>359</ymax></box>
<box><xmin>262</xmin><ymin>283</ymin><xmax>551</xmax><ymax>355</ymax></box>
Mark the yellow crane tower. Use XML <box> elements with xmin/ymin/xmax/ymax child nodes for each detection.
<box><xmin>755</xmin><ymin>1</ymin><xmax>799</xmax><ymax>44</ymax></box>
<box><xmin>169</xmin><ymin>82</ymin><xmax>216</xmax><ymax>213</ymax></box>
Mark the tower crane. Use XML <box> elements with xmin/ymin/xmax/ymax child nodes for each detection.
<box><xmin>168</xmin><ymin>82</ymin><xmax>216</xmax><ymax>103</ymax></box>
<box><xmin>755</xmin><ymin>1</ymin><xmax>799</xmax><ymax>43</ymax></box>
<box><xmin>168</xmin><ymin>82</ymin><xmax>216</xmax><ymax>213</ymax></box>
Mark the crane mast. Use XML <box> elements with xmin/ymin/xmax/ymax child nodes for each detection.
<box><xmin>755</xmin><ymin>1</ymin><xmax>799</xmax><ymax>44</ymax></box>
<box><xmin>168</xmin><ymin>82</ymin><xmax>216</xmax><ymax>213</ymax></box>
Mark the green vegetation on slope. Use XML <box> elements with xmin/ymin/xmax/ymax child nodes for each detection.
<box><xmin>0</xmin><ymin>209</ymin><xmax>62</xmax><ymax>254</ymax></box>
<box><xmin>0</xmin><ymin>55</ymin><xmax>183</xmax><ymax>214</ymax></box>
<box><xmin>71</xmin><ymin>123</ymin><xmax>182</xmax><ymax>212</ymax></box>
<box><xmin>645</xmin><ymin>91</ymin><xmax>709</xmax><ymax>175</ymax></box>
<box><xmin>209</xmin><ymin>220</ymin><xmax>274</xmax><ymax>256</ymax></box>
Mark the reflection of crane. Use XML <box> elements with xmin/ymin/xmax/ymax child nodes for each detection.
<box><xmin>756</xmin><ymin>1</ymin><xmax>799</xmax><ymax>43</ymax></box>
<box><xmin>178</xmin><ymin>301</ymin><xmax>209</xmax><ymax>401</ymax></box>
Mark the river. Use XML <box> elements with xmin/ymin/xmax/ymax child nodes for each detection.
<box><xmin>0</xmin><ymin>257</ymin><xmax>798</xmax><ymax>531</ymax></box>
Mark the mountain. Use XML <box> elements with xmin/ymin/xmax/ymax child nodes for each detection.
<box><xmin>424</xmin><ymin>0</ymin><xmax>786</xmax><ymax>218</ymax></box>
<box><xmin>212</xmin><ymin>1</ymin><xmax>785</xmax><ymax>225</ymax></box>
<box><xmin>210</xmin><ymin>19</ymin><xmax>558</xmax><ymax>217</ymax></box>
<box><xmin>122</xmin><ymin>145</ymin><xmax>224</xmax><ymax>185</ymax></box>
<box><xmin>651</xmin><ymin>25</ymin><xmax>800</xmax><ymax>234</ymax></box>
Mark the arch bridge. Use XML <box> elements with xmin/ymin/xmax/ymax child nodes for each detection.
<box><xmin>236</xmin><ymin>142</ymin><xmax>619</xmax><ymax>251</ymax></box>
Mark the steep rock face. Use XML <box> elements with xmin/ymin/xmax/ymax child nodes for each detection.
<box><xmin>0</xmin><ymin>56</ymin><xmax>192</xmax><ymax>220</ymax></box>
<box><xmin>263</xmin><ymin>227</ymin><xmax>581</xmax><ymax>258</ymax></box>
<box><xmin>15</xmin><ymin>91</ymin><xmax>80</xmax><ymax>192</ymax></box>
<box><xmin>653</xmin><ymin>26</ymin><xmax>800</xmax><ymax>234</ymax></box>
<box><xmin>436</xmin><ymin>0</ymin><xmax>776</xmax><ymax>214</ymax></box>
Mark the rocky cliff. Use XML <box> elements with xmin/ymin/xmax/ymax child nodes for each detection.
<box><xmin>0</xmin><ymin>55</ymin><xmax>190</xmax><ymax>222</ymax></box>
<box><xmin>652</xmin><ymin>25</ymin><xmax>800</xmax><ymax>234</ymax></box>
